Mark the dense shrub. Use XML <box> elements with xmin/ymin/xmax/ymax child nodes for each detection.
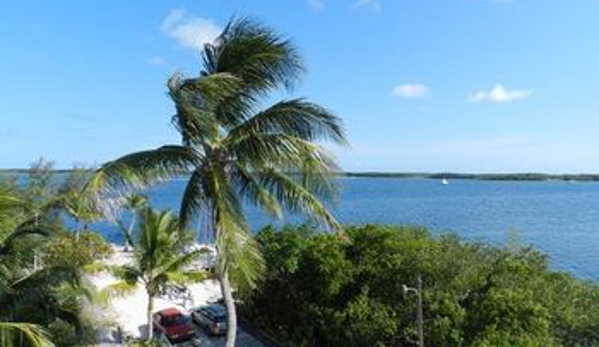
<box><xmin>42</xmin><ymin>231</ymin><xmax>114</xmax><ymax>268</ymax></box>
<box><xmin>242</xmin><ymin>225</ymin><xmax>599</xmax><ymax>347</ymax></box>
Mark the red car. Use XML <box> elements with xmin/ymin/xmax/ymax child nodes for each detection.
<box><xmin>152</xmin><ymin>308</ymin><xmax>195</xmax><ymax>342</ymax></box>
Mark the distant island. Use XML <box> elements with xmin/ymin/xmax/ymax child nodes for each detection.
<box><xmin>344</xmin><ymin>172</ymin><xmax>599</xmax><ymax>181</ymax></box>
<box><xmin>3</xmin><ymin>169</ymin><xmax>599</xmax><ymax>182</ymax></box>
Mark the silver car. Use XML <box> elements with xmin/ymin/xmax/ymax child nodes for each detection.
<box><xmin>191</xmin><ymin>304</ymin><xmax>228</xmax><ymax>336</ymax></box>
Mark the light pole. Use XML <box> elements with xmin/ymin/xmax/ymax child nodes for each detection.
<box><xmin>403</xmin><ymin>274</ymin><xmax>424</xmax><ymax>347</ymax></box>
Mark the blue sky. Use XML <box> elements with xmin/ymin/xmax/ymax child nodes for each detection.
<box><xmin>2</xmin><ymin>0</ymin><xmax>599</xmax><ymax>172</ymax></box>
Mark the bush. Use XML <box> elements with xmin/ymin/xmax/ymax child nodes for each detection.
<box><xmin>42</xmin><ymin>231</ymin><xmax>114</xmax><ymax>268</ymax></box>
<box><xmin>243</xmin><ymin>224</ymin><xmax>599</xmax><ymax>347</ymax></box>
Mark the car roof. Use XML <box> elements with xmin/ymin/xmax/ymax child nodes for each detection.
<box><xmin>158</xmin><ymin>308</ymin><xmax>184</xmax><ymax>317</ymax></box>
<box><xmin>195</xmin><ymin>304</ymin><xmax>226</xmax><ymax>316</ymax></box>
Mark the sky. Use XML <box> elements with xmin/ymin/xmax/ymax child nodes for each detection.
<box><xmin>2</xmin><ymin>0</ymin><xmax>599</xmax><ymax>172</ymax></box>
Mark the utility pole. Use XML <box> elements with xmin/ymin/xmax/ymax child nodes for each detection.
<box><xmin>403</xmin><ymin>274</ymin><xmax>424</xmax><ymax>347</ymax></box>
<box><xmin>416</xmin><ymin>275</ymin><xmax>424</xmax><ymax>347</ymax></box>
<box><xmin>33</xmin><ymin>212</ymin><xmax>40</xmax><ymax>270</ymax></box>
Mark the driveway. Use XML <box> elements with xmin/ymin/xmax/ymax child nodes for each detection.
<box><xmin>185</xmin><ymin>325</ymin><xmax>267</xmax><ymax>347</ymax></box>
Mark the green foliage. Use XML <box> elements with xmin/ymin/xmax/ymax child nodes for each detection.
<box><xmin>104</xmin><ymin>207</ymin><xmax>208</xmax><ymax>340</ymax></box>
<box><xmin>0</xmin><ymin>162</ymin><xmax>100</xmax><ymax>347</ymax></box>
<box><xmin>0</xmin><ymin>323</ymin><xmax>54</xmax><ymax>347</ymax></box>
<box><xmin>243</xmin><ymin>224</ymin><xmax>599</xmax><ymax>347</ymax></box>
<box><xmin>58</xmin><ymin>167</ymin><xmax>102</xmax><ymax>235</ymax></box>
<box><xmin>108</xmin><ymin>207</ymin><xmax>207</xmax><ymax>295</ymax></box>
<box><xmin>126</xmin><ymin>338</ymin><xmax>160</xmax><ymax>347</ymax></box>
<box><xmin>88</xmin><ymin>17</ymin><xmax>347</xmax><ymax>347</ymax></box>
<box><xmin>42</xmin><ymin>231</ymin><xmax>114</xmax><ymax>269</ymax></box>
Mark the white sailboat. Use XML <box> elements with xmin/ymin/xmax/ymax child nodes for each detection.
<box><xmin>441</xmin><ymin>178</ymin><xmax>449</xmax><ymax>185</ymax></box>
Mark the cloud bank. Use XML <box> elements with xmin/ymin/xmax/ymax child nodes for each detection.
<box><xmin>162</xmin><ymin>9</ymin><xmax>221</xmax><ymax>51</ymax></box>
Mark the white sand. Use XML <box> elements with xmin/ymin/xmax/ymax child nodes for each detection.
<box><xmin>88</xmin><ymin>245</ymin><xmax>222</xmax><ymax>341</ymax></box>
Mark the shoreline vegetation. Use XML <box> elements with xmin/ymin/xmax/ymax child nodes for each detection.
<box><xmin>242</xmin><ymin>224</ymin><xmax>599</xmax><ymax>347</ymax></box>
<box><xmin>4</xmin><ymin>169</ymin><xmax>599</xmax><ymax>182</ymax></box>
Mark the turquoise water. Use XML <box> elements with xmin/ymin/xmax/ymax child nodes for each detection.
<box><xmin>94</xmin><ymin>177</ymin><xmax>599</xmax><ymax>280</ymax></box>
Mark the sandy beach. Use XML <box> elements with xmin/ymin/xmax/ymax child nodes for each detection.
<box><xmin>89</xmin><ymin>245</ymin><xmax>222</xmax><ymax>342</ymax></box>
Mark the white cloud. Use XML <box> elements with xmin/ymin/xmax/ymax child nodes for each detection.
<box><xmin>392</xmin><ymin>83</ymin><xmax>430</xmax><ymax>99</ymax></box>
<box><xmin>307</xmin><ymin>0</ymin><xmax>325</xmax><ymax>11</ymax></box>
<box><xmin>146</xmin><ymin>57</ymin><xmax>166</xmax><ymax>66</ymax></box>
<box><xmin>353</xmin><ymin>0</ymin><xmax>382</xmax><ymax>11</ymax></box>
<box><xmin>467</xmin><ymin>84</ymin><xmax>532</xmax><ymax>103</ymax></box>
<box><xmin>161</xmin><ymin>9</ymin><xmax>221</xmax><ymax>51</ymax></box>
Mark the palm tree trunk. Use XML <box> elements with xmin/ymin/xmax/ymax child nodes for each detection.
<box><xmin>219</xmin><ymin>271</ymin><xmax>237</xmax><ymax>347</ymax></box>
<box><xmin>124</xmin><ymin>214</ymin><xmax>136</xmax><ymax>252</ymax></box>
<box><xmin>75</xmin><ymin>219</ymin><xmax>81</xmax><ymax>241</ymax></box>
<box><xmin>147</xmin><ymin>292</ymin><xmax>154</xmax><ymax>340</ymax></box>
<box><xmin>214</xmin><ymin>206</ymin><xmax>237</xmax><ymax>347</ymax></box>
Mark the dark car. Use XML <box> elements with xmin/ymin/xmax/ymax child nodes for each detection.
<box><xmin>191</xmin><ymin>304</ymin><xmax>228</xmax><ymax>336</ymax></box>
<box><xmin>152</xmin><ymin>308</ymin><xmax>195</xmax><ymax>342</ymax></box>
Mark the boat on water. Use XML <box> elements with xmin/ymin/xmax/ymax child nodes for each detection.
<box><xmin>441</xmin><ymin>178</ymin><xmax>449</xmax><ymax>185</ymax></box>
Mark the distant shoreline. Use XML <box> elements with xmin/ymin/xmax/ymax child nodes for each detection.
<box><xmin>3</xmin><ymin>168</ymin><xmax>599</xmax><ymax>182</ymax></box>
<box><xmin>343</xmin><ymin>172</ymin><xmax>599</xmax><ymax>181</ymax></box>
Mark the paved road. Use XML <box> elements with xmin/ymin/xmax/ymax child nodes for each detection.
<box><xmin>190</xmin><ymin>325</ymin><xmax>266</xmax><ymax>347</ymax></box>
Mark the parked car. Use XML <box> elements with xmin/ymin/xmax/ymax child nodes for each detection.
<box><xmin>152</xmin><ymin>308</ymin><xmax>195</xmax><ymax>343</ymax></box>
<box><xmin>157</xmin><ymin>332</ymin><xmax>201</xmax><ymax>347</ymax></box>
<box><xmin>191</xmin><ymin>304</ymin><xmax>228</xmax><ymax>336</ymax></box>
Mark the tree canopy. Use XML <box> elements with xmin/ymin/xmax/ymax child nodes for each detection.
<box><xmin>243</xmin><ymin>224</ymin><xmax>599</xmax><ymax>347</ymax></box>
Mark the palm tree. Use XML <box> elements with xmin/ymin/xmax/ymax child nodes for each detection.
<box><xmin>0</xmin><ymin>189</ymin><xmax>54</xmax><ymax>347</ymax></box>
<box><xmin>116</xmin><ymin>194</ymin><xmax>148</xmax><ymax>252</ymax></box>
<box><xmin>59</xmin><ymin>168</ymin><xmax>102</xmax><ymax>240</ymax></box>
<box><xmin>0</xmin><ymin>187</ymin><xmax>84</xmax><ymax>347</ymax></box>
<box><xmin>87</xmin><ymin>18</ymin><xmax>347</xmax><ymax>347</ymax></box>
<box><xmin>105</xmin><ymin>207</ymin><xmax>206</xmax><ymax>340</ymax></box>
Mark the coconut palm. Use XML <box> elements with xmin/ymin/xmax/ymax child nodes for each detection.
<box><xmin>87</xmin><ymin>18</ymin><xmax>347</xmax><ymax>347</ymax></box>
<box><xmin>105</xmin><ymin>207</ymin><xmax>206</xmax><ymax>340</ymax></box>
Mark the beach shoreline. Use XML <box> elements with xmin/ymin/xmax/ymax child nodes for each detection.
<box><xmin>88</xmin><ymin>245</ymin><xmax>222</xmax><ymax>342</ymax></box>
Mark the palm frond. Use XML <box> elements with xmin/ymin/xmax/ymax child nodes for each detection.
<box><xmin>0</xmin><ymin>322</ymin><xmax>54</xmax><ymax>347</ymax></box>
<box><xmin>0</xmin><ymin>220</ymin><xmax>51</xmax><ymax>256</ymax></box>
<box><xmin>215</xmin><ymin>208</ymin><xmax>265</xmax><ymax>294</ymax></box>
<box><xmin>0</xmin><ymin>192</ymin><xmax>21</xmax><ymax>213</ymax></box>
<box><xmin>84</xmin><ymin>145</ymin><xmax>196</xmax><ymax>219</ymax></box>
<box><xmin>170</xmin><ymin>72</ymin><xmax>244</xmax><ymax>144</ymax></box>
<box><xmin>203</xmin><ymin>17</ymin><xmax>304</xmax><ymax>93</ymax></box>
<box><xmin>179</xmin><ymin>169</ymin><xmax>209</xmax><ymax>229</ymax></box>
<box><xmin>231</xmin><ymin>166</ymin><xmax>282</xmax><ymax>218</ymax></box>
<box><xmin>257</xmin><ymin>169</ymin><xmax>340</xmax><ymax>230</ymax></box>
<box><xmin>156</xmin><ymin>248</ymin><xmax>203</xmax><ymax>278</ymax></box>
<box><xmin>226</xmin><ymin>99</ymin><xmax>347</xmax><ymax>145</ymax></box>
<box><xmin>227</xmin><ymin>133</ymin><xmax>334</xmax><ymax>169</ymax></box>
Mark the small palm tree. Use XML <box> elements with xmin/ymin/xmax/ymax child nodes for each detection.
<box><xmin>116</xmin><ymin>194</ymin><xmax>148</xmax><ymax>251</ymax></box>
<box><xmin>59</xmin><ymin>168</ymin><xmax>102</xmax><ymax>240</ymax></box>
<box><xmin>105</xmin><ymin>207</ymin><xmax>207</xmax><ymax>340</ymax></box>
<box><xmin>88</xmin><ymin>18</ymin><xmax>347</xmax><ymax>347</ymax></box>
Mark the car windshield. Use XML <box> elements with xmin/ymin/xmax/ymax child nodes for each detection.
<box><xmin>213</xmin><ymin>314</ymin><xmax>226</xmax><ymax>323</ymax></box>
<box><xmin>201</xmin><ymin>308</ymin><xmax>226</xmax><ymax>323</ymax></box>
<box><xmin>162</xmin><ymin>314</ymin><xmax>191</xmax><ymax>327</ymax></box>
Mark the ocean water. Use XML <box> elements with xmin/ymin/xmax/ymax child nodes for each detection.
<box><xmin>93</xmin><ymin>177</ymin><xmax>599</xmax><ymax>281</ymax></box>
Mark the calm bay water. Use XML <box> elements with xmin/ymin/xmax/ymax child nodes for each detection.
<box><xmin>94</xmin><ymin>177</ymin><xmax>599</xmax><ymax>281</ymax></box>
